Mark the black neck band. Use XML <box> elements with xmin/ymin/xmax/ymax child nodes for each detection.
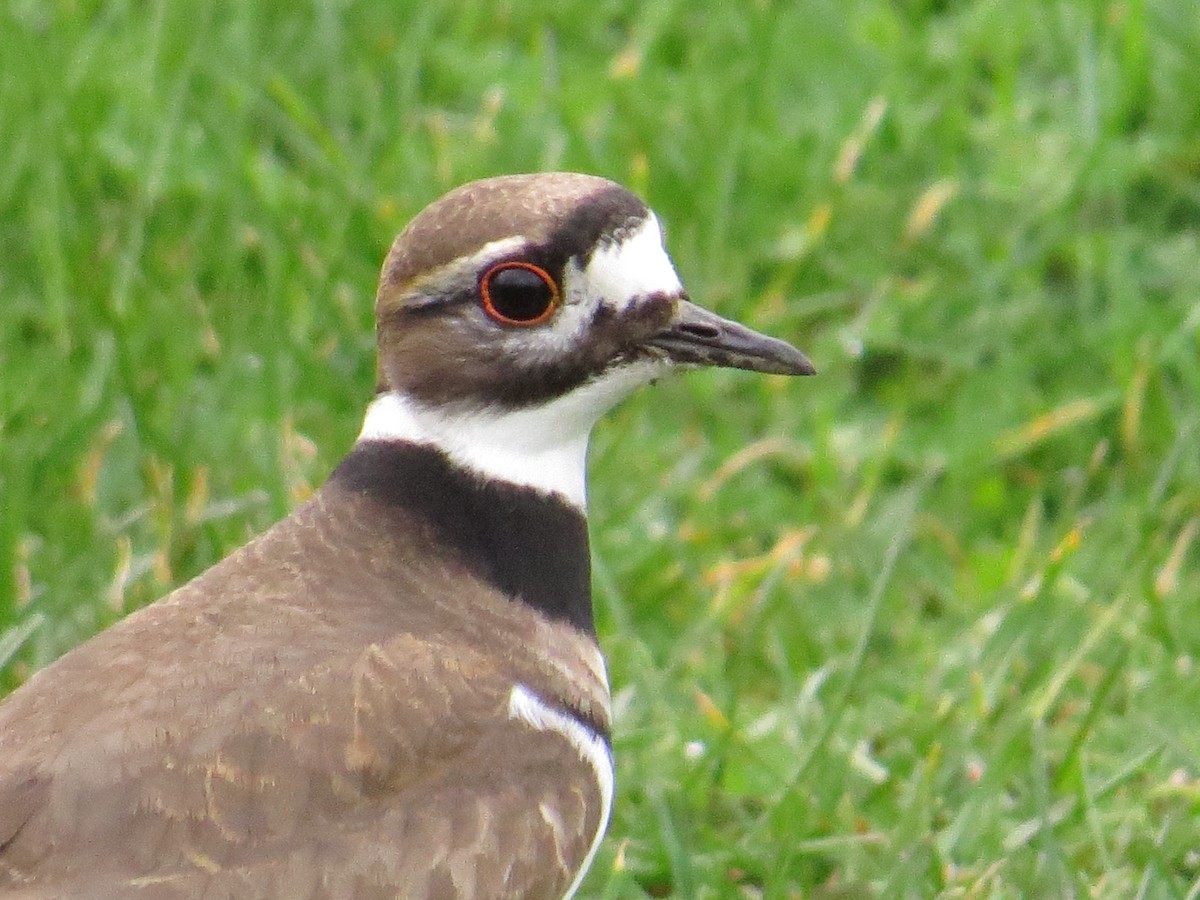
<box><xmin>330</xmin><ymin>441</ymin><xmax>594</xmax><ymax>635</ymax></box>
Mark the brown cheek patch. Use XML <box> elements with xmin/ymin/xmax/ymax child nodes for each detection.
<box><xmin>380</xmin><ymin>312</ymin><xmax>490</xmax><ymax>406</ymax></box>
<box><xmin>378</xmin><ymin>289</ymin><xmax>677</xmax><ymax>411</ymax></box>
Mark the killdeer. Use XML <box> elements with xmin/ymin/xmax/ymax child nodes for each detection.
<box><xmin>0</xmin><ymin>173</ymin><xmax>814</xmax><ymax>899</ymax></box>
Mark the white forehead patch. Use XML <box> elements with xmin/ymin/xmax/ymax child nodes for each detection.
<box><xmin>534</xmin><ymin>213</ymin><xmax>682</xmax><ymax>354</ymax></box>
<box><xmin>582</xmin><ymin>213</ymin><xmax>682</xmax><ymax>311</ymax></box>
<box><xmin>401</xmin><ymin>217</ymin><xmax>683</xmax><ymax>362</ymax></box>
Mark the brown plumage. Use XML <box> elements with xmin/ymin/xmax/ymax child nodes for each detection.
<box><xmin>0</xmin><ymin>467</ymin><xmax>607</xmax><ymax>899</ymax></box>
<box><xmin>0</xmin><ymin>173</ymin><xmax>813</xmax><ymax>899</ymax></box>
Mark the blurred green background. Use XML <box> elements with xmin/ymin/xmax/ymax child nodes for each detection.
<box><xmin>2</xmin><ymin>0</ymin><xmax>1199</xmax><ymax>896</ymax></box>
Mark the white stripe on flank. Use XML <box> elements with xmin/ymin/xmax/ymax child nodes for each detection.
<box><xmin>507</xmin><ymin>684</ymin><xmax>614</xmax><ymax>900</ymax></box>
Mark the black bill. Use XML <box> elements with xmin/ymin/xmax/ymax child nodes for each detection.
<box><xmin>647</xmin><ymin>299</ymin><xmax>816</xmax><ymax>376</ymax></box>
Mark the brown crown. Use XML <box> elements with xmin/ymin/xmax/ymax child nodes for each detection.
<box><xmin>373</xmin><ymin>173</ymin><xmax>652</xmax><ymax>395</ymax></box>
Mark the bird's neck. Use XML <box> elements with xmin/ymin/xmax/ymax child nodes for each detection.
<box><xmin>330</xmin><ymin>437</ymin><xmax>595</xmax><ymax>635</ymax></box>
<box><xmin>358</xmin><ymin>391</ymin><xmax>595</xmax><ymax>509</ymax></box>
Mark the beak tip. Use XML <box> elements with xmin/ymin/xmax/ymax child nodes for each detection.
<box><xmin>760</xmin><ymin>343</ymin><xmax>816</xmax><ymax>377</ymax></box>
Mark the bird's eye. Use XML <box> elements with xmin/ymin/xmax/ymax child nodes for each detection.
<box><xmin>479</xmin><ymin>262</ymin><xmax>560</xmax><ymax>326</ymax></box>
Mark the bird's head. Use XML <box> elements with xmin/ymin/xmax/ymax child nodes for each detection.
<box><xmin>360</xmin><ymin>173</ymin><xmax>814</xmax><ymax>505</ymax></box>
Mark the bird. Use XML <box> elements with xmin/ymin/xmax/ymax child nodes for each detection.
<box><xmin>0</xmin><ymin>172</ymin><xmax>814</xmax><ymax>900</ymax></box>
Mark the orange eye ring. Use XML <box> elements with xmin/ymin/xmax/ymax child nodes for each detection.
<box><xmin>479</xmin><ymin>262</ymin><xmax>560</xmax><ymax>327</ymax></box>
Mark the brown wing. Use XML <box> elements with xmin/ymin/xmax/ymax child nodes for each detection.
<box><xmin>0</xmin><ymin>629</ymin><xmax>605</xmax><ymax>900</ymax></box>
<box><xmin>0</xmin><ymin>501</ymin><xmax>608</xmax><ymax>900</ymax></box>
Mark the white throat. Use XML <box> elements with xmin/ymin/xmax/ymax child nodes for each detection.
<box><xmin>357</xmin><ymin>362</ymin><xmax>661</xmax><ymax>509</ymax></box>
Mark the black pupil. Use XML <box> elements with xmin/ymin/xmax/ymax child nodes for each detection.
<box><xmin>487</xmin><ymin>267</ymin><xmax>553</xmax><ymax>322</ymax></box>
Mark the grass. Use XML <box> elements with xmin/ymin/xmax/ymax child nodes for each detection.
<box><xmin>2</xmin><ymin>0</ymin><xmax>1199</xmax><ymax>895</ymax></box>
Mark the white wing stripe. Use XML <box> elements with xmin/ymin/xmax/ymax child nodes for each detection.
<box><xmin>508</xmin><ymin>683</ymin><xmax>614</xmax><ymax>899</ymax></box>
